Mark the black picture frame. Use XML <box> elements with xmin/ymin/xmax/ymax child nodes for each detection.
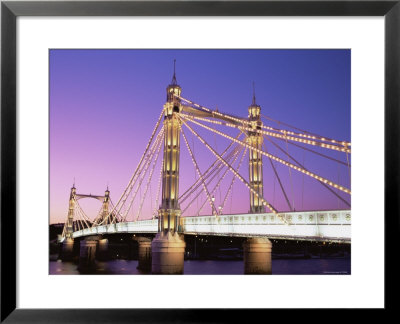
<box><xmin>1</xmin><ymin>0</ymin><xmax>398</xmax><ymax>322</ymax></box>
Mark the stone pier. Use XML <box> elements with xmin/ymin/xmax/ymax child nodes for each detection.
<box><xmin>97</xmin><ymin>238</ymin><xmax>109</xmax><ymax>261</ymax></box>
<box><xmin>243</xmin><ymin>237</ymin><xmax>272</xmax><ymax>274</ymax></box>
<box><xmin>136</xmin><ymin>237</ymin><xmax>152</xmax><ymax>272</ymax></box>
<box><xmin>78</xmin><ymin>239</ymin><xmax>97</xmax><ymax>271</ymax></box>
<box><xmin>60</xmin><ymin>238</ymin><xmax>74</xmax><ymax>261</ymax></box>
<box><xmin>151</xmin><ymin>232</ymin><xmax>186</xmax><ymax>274</ymax></box>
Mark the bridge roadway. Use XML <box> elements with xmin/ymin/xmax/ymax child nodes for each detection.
<box><xmin>65</xmin><ymin>209</ymin><xmax>351</xmax><ymax>243</ymax></box>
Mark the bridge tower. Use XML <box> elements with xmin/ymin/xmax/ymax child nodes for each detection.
<box><xmin>101</xmin><ymin>187</ymin><xmax>110</xmax><ymax>224</ymax></box>
<box><xmin>247</xmin><ymin>83</ymin><xmax>265</xmax><ymax>214</ymax></box>
<box><xmin>61</xmin><ymin>185</ymin><xmax>76</xmax><ymax>260</ymax></box>
<box><xmin>244</xmin><ymin>85</ymin><xmax>272</xmax><ymax>274</ymax></box>
<box><xmin>97</xmin><ymin>187</ymin><xmax>110</xmax><ymax>260</ymax></box>
<box><xmin>151</xmin><ymin>60</ymin><xmax>186</xmax><ymax>274</ymax></box>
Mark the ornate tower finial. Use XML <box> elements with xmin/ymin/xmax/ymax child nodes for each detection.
<box><xmin>171</xmin><ymin>59</ymin><xmax>177</xmax><ymax>85</ymax></box>
<box><xmin>252</xmin><ymin>81</ymin><xmax>256</xmax><ymax>106</ymax></box>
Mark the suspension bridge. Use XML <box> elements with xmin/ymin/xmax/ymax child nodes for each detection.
<box><xmin>58</xmin><ymin>62</ymin><xmax>351</xmax><ymax>274</ymax></box>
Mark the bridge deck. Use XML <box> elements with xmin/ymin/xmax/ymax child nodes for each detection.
<box><xmin>67</xmin><ymin>210</ymin><xmax>350</xmax><ymax>243</ymax></box>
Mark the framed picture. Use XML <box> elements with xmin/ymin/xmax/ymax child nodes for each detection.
<box><xmin>1</xmin><ymin>0</ymin><xmax>397</xmax><ymax>321</ymax></box>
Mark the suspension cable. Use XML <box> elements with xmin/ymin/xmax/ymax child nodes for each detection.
<box><xmin>154</xmin><ymin>156</ymin><xmax>164</xmax><ymax>218</ymax></box>
<box><xmin>121</xmin><ymin>128</ymin><xmax>165</xmax><ymax>222</ymax></box>
<box><xmin>107</xmin><ymin>109</ymin><xmax>165</xmax><ymax>221</ymax></box>
<box><xmin>180</xmin><ymin>143</ymin><xmax>241</xmax><ymax>206</ymax></box>
<box><xmin>284</xmin><ymin>138</ymin><xmax>350</xmax><ymax>166</ymax></box>
<box><xmin>180</xmin><ymin>142</ymin><xmax>241</xmax><ymax>207</ymax></box>
<box><xmin>220</xmin><ymin>146</ymin><xmax>247</xmax><ymax>212</ymax></box>
<box><xmin>264</xmin><ymin>142</ymin><xmax>292</xmax><ymax>211</ymax></box>
<box><xmin>182</xmin><ymin>128</ymin><xmax>218</xmax><ymax>215</ymax></box>
<box><xmin>181</xmin><ymin>114</ymin><xmax>351</xmax><ymax>195</ymax></box>
<box><xmin>181</xmin><ymin>117</ymin><xmax>282</xmax><ymax>218</ymax></box>
<box><xmin>121</xmin><ymin>128</ymin><xmax>164</xmax><ymax>221</ymax></box>
<box><xmin>179</xmin><ymin>132</ymin><xmax>242</xmax><ymax>202</ymax></box>
<box><xmin>136</xmin><ymin>133</ymin><xmax>163</xmax><ymax>221</ymax></box>
<box><xmin>265</xmin><ymin>135</ymin><xmax>351</xmax><ymax>207</ymax></box>
<box><xmin>196</xmin><ymin>145</ymin><xmax>244</xmax><ymax>216</ymax></box>
<box><xmin>181</xmin><ymin>144</ymin><xmax>242</xmax><ymax>215</ymax></box>
<box><xmin>177</xmin><ymin>96</ymin><xmax>351</xmax><ymax>148</ymax></box>
<box><xmin>284</xmin><ymin>132</ymin><xmax>295</xmax><ymax>211</ymax></box>
<box><xmin>180</xmin><ymin>113</ymin><xmax>350</xmax><ymax>153</ymax></box>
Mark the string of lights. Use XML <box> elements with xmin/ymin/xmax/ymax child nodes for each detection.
<box><xmin>73</xmin><ymin>198</ymin><xmax>91</xmax><ymax>229</ymax></box>
<box><xmin>261</xmin><ymin>113</ymin><xmax>350</xmax><ymax>147</ymax></box>
<box><xmin>180</xmin><ymin>113</ymin><xmax>350</xmax><ymax>153</ymax></box>
<box><xmin>121</xmin><ymin>127</ymin><xmax>165</xmax><ymax>219</ymax></box>
<box><xmin>135</xmin><ymin>131</ymin><xmax>164</xmax><ymax>221</ymax></box>
<box><xmin>177</xmin><ymin>95</ymin><xmax>351</xmax><ymax>148</ymax></box>
<box><xmin>181</xmin><ymin>115</ymin><xmax>351</xmax><ymax>195</ymax></box>
<box><xmin>264</xmin><ymin>143</ymin><xmax>293</xmax><ymax>211</ymax></box>
<box><xmin>181</xmin><ymin>118</ymin><xmax>282</xmax><ymax>217</ymax></box>
<box><xmin>280</xmin><ymin>136</ymin><xmax>350</xmax><ymax>166</ymax></box>
<box><xmin>181</xmin><ymin>127</ymin><xmax>218</xmax><ymax>215</ymax></box>
<box><xmin>196</xmin><ymin>146</ymin><xmax>245</xmax><ymax>216</ymax></box>
<box><xmin>264</xmin><ymin>135</ymin><xmax>351</xmax><ymax>207</ymax></box>
<box><xmin>110</xmin><ymin>128</ymin><xmax>164</xmax><ymax>224</ymax></box>
<box><xmin>220</xmin><ymin>147</ymin><xmax>248</xmax><ymax>212</ymax></box>
<box><xmin>179</xmin><ymin>135</ymin><xmax>242</xmax><ymax>204</ymax></box>
<box><xmin>180</xmin><ymin>144</ymin><xmax>242</xmax><ymax>216</ymax></box>
<box><xmin>106</xmin><ymin>109</ymin><xmax>165</xmax><ymax>222</ymax></box>
<box><xmin>179</xmin><ymin>142</ymin><xmax>241</xmax><ymax>206</ymax></box>
<box><xmin>121</xmin><ymin>128</ymin><xmax>165</xmax><ymax>222</ymax></box>
<box><xmin>153</xmin><ymin>157</ymin><xmax>164</xmax><ymax>218</ymax></box>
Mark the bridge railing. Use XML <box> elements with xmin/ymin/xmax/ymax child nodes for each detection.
<box><xmin>66</xmin><ymin>210</ymin><xmax>350</xmax><ymax>243</ymax></box>
<box><xmin>181</xmin><ymin>210</ymin><xmax>350</xmax><ymax>242</ymax></box>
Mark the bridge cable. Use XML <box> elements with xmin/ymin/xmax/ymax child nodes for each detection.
<box><xmin>107</xmin><ymin>109</ymin><xmax>165</xmax><ymax>221</ymax></box>
<box><xmin>220</xmin><ymin>146</ymin><xmax>248</xmax><ymax>212</ymax></box>
<box><xmin>180</xmin><ymin>117</ymin><xmax>284</xmax><ymax>220</ymax></box>
<box><xmin>121</xmin><ymin>128</ymin><xmax>164</xmax><ymax>221</ymax></box>
<box><xmin>260</xmin><ymin>113</ymin><xmax>343</xmax><ymax>144</ymax></box>
<box><xmin>116</xmin><ymin>127</ymin><xmax>165</xmax><ymax>222</ymax></box>
<box><xmin>180</xmin><ymin>143</ymin><xmax>242</xmax><ymax>216</ymax></box>
<box><xmin>177</xmin><ymin>96</ymin><xmax>350</xmax><ymax>149</ymax></box>
<box><xmin>282</xmin><ymin>138</ymin><xmax>350</xmax><ymax>166</ymax></box>
<box><xmin>302</xmin><ymin>151</ymin><xmax>305</xmax><ymax>210</ymax></box>
<box><xmin>180</xmin><ymin>113</ymin><xmax>350</xmax><ymax>154</ymax></box>
<box><xmin>284</xmin><ymin>131</ymin><xmax>295</xmax><ymax>211</ymax></box>
<box><xmin>136</xmin><ymin>133</ymin><xmax>163</xmax><ymax>221</ymax></box>
<box><xmin>264</xmin><ymin>135</ymin><xmax>351</xmax><ymax>207</ymax></box>
<box><xmin>180</xmin><ymin>114</ymin><xmax>351</xmax><ymax>195</ymax></box>
<box><xmin>182</xmin><ymin>128</ymin><xmax>218</xmax><ymax>215</ymax></box>
<box><xmin>180</xmin><ymin>141</ymin><xmax>242</xmax><ymax>213</ymax></box>
<box><xmin>264</xmin><ymin>142</ymin><xmax>293</xmax><ymax>211</ymax></box>
<box><xmin>179</xmin><ymin>132</ymin><xmax>242</xmax><ymax>203</ymax></box>
<box><xmin>154</xmin><ymin>157</ymin><xmax>163</xmax><ymax>218</ymax></box>
<box><xmin>121</xmin><ymin>128</ymin><xmax>165</xmax><ymax>222</ymax></box>
<box><xmin>195</xmin><ymin>145</ymin><xmax>244</xmax><ymax>216</ymax></box>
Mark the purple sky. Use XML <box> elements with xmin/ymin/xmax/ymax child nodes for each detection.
<box><xmin>50</xmin><ymin>49</ymin><xmax>351</xmax><ymax>224</ymax></box>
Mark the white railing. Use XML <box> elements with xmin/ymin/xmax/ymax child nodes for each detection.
<box><xmin>181</xmin><ymin>210</ymin><xmax>350</xmax><ymax>242</ymax></box>
<box><xmin>67</xmin><ymin>210</ymin><xmax>350</xmax><ymax>242</ymax></box>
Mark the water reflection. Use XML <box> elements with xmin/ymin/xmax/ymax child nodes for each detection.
<box><xmin>50</xmin><ymin>258</ymin><xmax>350</xmax><ymax>275</ymax></box>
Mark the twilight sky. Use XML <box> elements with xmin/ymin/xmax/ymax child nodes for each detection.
<box><xmin>50</xmin><ymin>49</ymin><xmax>351</xmax><ymax>224</ymax></box>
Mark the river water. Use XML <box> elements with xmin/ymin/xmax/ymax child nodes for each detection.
<box><xmin>50</xmin><ymin>258</ymin><xmax>350</xmax><ymax>275</ymax></box>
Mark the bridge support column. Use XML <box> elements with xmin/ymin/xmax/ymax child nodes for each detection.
<box><xmin>136</xmin><ymin>237</ymin><xmax>152</xmax><ymax>272</ymax></box>
<box><xmin>78</xmin><ymin>240</ymin><xmax>97</xmax><ymax>271</ymax></box>
<box><xmin>60</xmin><ymin>238</ymin><xmax>74</xmax><ymax>261</ymax></box>
<box><xmin>152</xmin><ymin>65</ymin><xmax>186</xmax><ymax>274</ymax></box>
<box><xmin>96</xmin><ymin>238</ymin><xmax>109</xmax><ymax>261</ymax></box>
<box><xmin>151</xmin><ymin>232</ymin><xmax>186</xmax><ymax>274</ymax></box>
<box><xmin>243</xmin><ymin>237</ymin><xmax>272</xmax><ymax>274</ymax></box>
